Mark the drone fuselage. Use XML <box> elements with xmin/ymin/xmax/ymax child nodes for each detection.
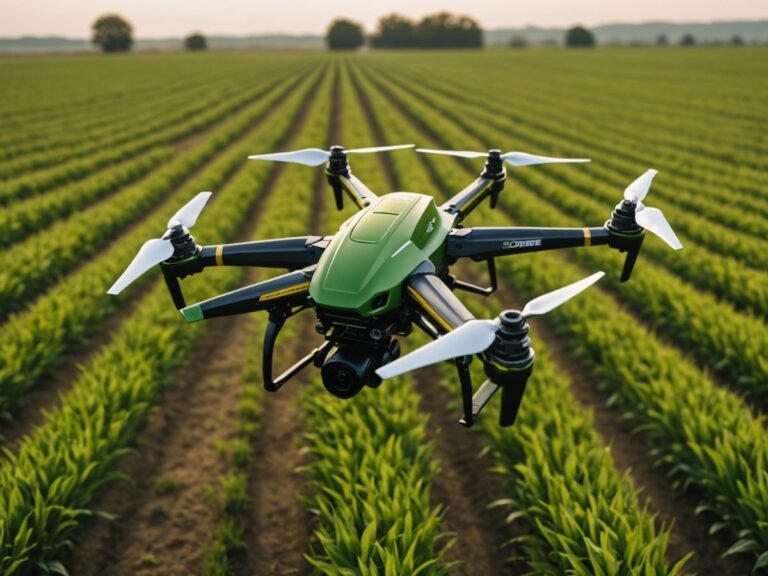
<box><xmin>310</xmin><ymin>192</ymin><xmax>454</xmax><ymax>317</ymax></box>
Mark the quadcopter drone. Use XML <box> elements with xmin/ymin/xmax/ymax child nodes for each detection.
<box><xmin>108</xmin><ymin>144</ymin><xmax>682</xmax><ymax>427</ymax></box>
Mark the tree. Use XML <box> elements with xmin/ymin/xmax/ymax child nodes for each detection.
<box><xmin>92</xmin><ymin>14</ymin><xmax>133</xmax><ymax>53</ymax></box>
<box><xmin>656</xmin><ymin>34</ymin><xmax>669</xmax><ymax>46</ymax></box>
<box><xmin>565</xmin><ymin>26</ymin><xmax>596</xmax><ymax>48</ymax></box>
<box><xmin>185</xmin><ymin>32</ymin><xmax>207</xmax><ymax>51</ymax></box>
<box><xmin>731</xmin><ymin>35</ymin><xmax>745</xmax><ymax>45</ymax></box>
<box><xmin>680</xmin><ymin>33</ymin><xmax>696</xmax><ymax>46</ymax></box>
<box><xmin>371</xmin><ymin>14</ymin><xmax>415</xmax><ymax>48</ymax></box>
<box><xmin>326</xmin><ymin>19</ymin><xmax>365</xmax><ymax>50</ymax></box>
<box><xmin>414</xmin><ymin>12</ymin><xmax>483</xmax><ymax>49</ymax></box>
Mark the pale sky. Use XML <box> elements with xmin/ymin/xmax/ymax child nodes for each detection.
<box><xmin>1</xmin><ymin>0</ymin><xmax>766</xmax><ymax>37</ymax></box>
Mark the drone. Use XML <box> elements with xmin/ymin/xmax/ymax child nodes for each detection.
<box><xmin>108</xmin><ymin>144</ymin><xmax>682</xmax><ymax>428</ymax></box>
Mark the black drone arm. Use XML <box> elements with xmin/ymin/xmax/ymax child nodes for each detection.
<box><xmin>179</xmin><ymin>266</ymin><xmax>315</xmax><ymax>323</ymax></box>
<box><xmin>446</xmin><ymin>225</ymin><xmax>644</xmax><ymax>282</ymax></box>
<box><xmin>196</xmin><ymin>236</ymin><xmax>330</xmax><ymax>269</ymax></box>
<box><xmin>447</xmin><ymin>226</ymin><xmax>610</xmax><ymax>261</ymax></box>
<box><xmin>159</xmin><ymin>236</ymin><xmax>330</xmax><ymax>310</ymax></box>
<box><xmin>325</xmin><ymin>149</ymin><xmax>378</xmax><ymax>211</ymax></box>
<box><xmin>441</xmin><ymin>153</ymin><xmax>506</xmax><ymax>224</ymax></box>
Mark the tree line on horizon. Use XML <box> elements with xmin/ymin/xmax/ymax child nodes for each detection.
<box><xmin>327</xmin><ymin>13</ymin><xmax>484</xmax><ymax>50</ymax></box>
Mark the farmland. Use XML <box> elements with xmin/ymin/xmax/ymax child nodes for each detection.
<box><xmin>0</xmin><ymin>47</ymin><xmax>766</xmax><ymax>575</ymax></box>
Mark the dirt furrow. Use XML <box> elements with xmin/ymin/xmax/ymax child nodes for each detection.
<box><xmin>234</xmin><ymin>62</ymin><xmax>338</xmax><ymax>576</ymax></box>
<box><xmin>63</xmin><ymin>71</ymin><xmax>323</xmax><ymax>575</ymax></box>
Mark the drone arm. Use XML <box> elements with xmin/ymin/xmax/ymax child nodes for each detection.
<box><xmin>326</xmin><ymin>171</ymin><xmax>378</xmax><ymax>211</ymax></box>
<box><xmin>196</xmin><ymin>236</ymin><xmax>330</xmax><ymax>269</ymax></box>
<box><xmin>441</xmin><ymin>165</ymin><xmax>506</xmax><ymax>223</ymax></box>
<box><xmin>179</xmin><ymin>267</ymin><xmax>315</xmax><ymax>322</ymax></box>
<box><xmin>446</xmin><ymin>226</ymin><xmax>610</xmax><ymax>262</ymax></box>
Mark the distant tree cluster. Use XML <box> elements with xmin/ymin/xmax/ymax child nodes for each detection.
<box><xmin>92</xmin><ymin>14</ymin><xmax>133</xmax><ymax>53</ymax></box>
<box><xmin>565</xmin><ymin>26</ymin><xmax>596</xmax><ymax>48</ymax></box>
<box><xmin>185</xmin><ymin>32</ymin><xmax>207</xmax><ymax>51</ymax></box>
<box><xmin>327</xmin><ymin>12</ymin><xmax>483</xmax><ymax>51</ymax></box>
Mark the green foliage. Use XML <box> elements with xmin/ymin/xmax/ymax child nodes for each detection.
<box><xmin>326</xmin><ymin>19</ymin><xmax>365</xmax><ymax>51</ymax></box>
<box><xmin>185</xmin><ymin>33</ymin><xmax>208</xmax><ymax>51</ymax></box>
<box><xmin>566</xmin><ymin>26</ymin><xmax>596</xmax><ymax>47</ymax></box>
<box><xmin>413</xmin><ymin>12</ymin><xmax>483</xmax><ymax>49</ymax></box>
<box><xmin>91</xmin><ymin>14</ymin><xmax>133</xmax><ymax>53</ymax></box>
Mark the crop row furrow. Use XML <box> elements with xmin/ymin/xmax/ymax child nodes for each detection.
<box><xmin>379</xmin><ymin>59</ymin><xmax>768</xmax><ymax>216</ymax></box>
<box><xmin>0</xmin><ymin>147</ymin><xmax>172</xmax><ymax>248</ymax></box>
<box><xmin>0</xmin><ymin>73</ymin><xmax>249</xmax><ymax>181</ymax></box>
<box><xmin>0</xmin><ymin>68</ymin><xmax>321</xmax><ymax>420</ymax></box>
<box><xmin>0</xmin><ymin>63</ymin><xmax>322</xmax><ymax>576</ymax></box>
<box><xmin>391</xmin><ymin>54</ymin><xmax>768</xmax><ymax>172</ymax></box>
<box><xmin>0</xmin><ymin>64</ymin><xmax>305</xmax><ymax>207</ymax></box>
<box><xmin>0</xmin><ymin>69</ymin><xmax>307</xmax><ymax>322</ymax></box>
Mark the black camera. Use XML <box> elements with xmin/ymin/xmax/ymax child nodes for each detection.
<box><xmin>320</xmin><ymin>340</ymin><xmax>400</xmax><ymax>399</ymax></box>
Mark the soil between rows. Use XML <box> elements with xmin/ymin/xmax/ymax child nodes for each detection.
<box><xmin>64</xmin><ymin>71</ymin><xmax>324</xmax><ymax>574</ymax></box>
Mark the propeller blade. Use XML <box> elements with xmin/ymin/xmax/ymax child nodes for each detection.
<box><xmin>501</xmin><ymin>152</ymin><xmax>591</xmax><ymax>166</ymax></box>
<box><xmin>415</xmin><ymin>148</ymin><xmax>488</xmax><ymax>159</ymax></box>
<box><xmin>376</xmin><ymin>319</ymin><xmax>498</xmax><ymax>379</ymax></box>
<box><xmin>347</xmin><ymin>144</ymin><xmax>415</xmax><ymax>154</ymax></box>
<box><xmin>248</xmin><ymin>148</ymin><xmax>330</xmax><ymax>167</ymax></box>
<box><xmin>636</xmin><ymin>206</ymin><xmax>683</xmax><ymax>250</ymax></box>
<box><xmin>107</xmin><ymin>238</ymin><xmax>174</xmax><ymax>295</ymax></box>
<box><xmin>521</xmin><ymin>271</ymin><xmax>605</xmax><ymax>318</ymax></box>
<box><xmin>168</xmin><ymin>191</ymin><xmax>212</xmax><ymax>228</ymax></box>
<box><xmin>624</xmin><ymin>169</ymin><xmax>657</xmax><ymax>202</ymax></box>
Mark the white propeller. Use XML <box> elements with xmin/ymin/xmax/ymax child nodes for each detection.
<box><xmin>107</xmin><ymin>192</ymin><xmax>212</xmax><ymax>295</ymax></box>
<box><xmin>416</xmin><ymin>148</ymin><xmax>591</xmax><ymax>166</ymax></box>
<box><xmin>623</xmin><ymin>170</ymin><xmax>683</xmax><ymax>250</ymax></box>
<box><xmin>248</xmin><ymin>144</ymin><xmax>415</xmax><ymax>167</ymax></box>
<box><xmin>376</xmin><ymin>271</ymin><xmax>605</xmax><ymax>379</ymax></box>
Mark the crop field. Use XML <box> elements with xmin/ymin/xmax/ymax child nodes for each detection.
<box><xmin>0</xmin><ymin>47</ymin><xmax>766</xmax><ymax>575</ymax></box>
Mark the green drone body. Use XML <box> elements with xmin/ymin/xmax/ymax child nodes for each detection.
<box><xmin>107</xmin><ymin>144</ymin><xmax>682</xmax><ymax>428</ymax></box>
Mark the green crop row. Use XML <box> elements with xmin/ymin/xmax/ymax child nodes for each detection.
<box><xmin>0</xmin><ymin>147</ymin><xmax>172</xmax><ymax>248</ymax></box>
<box><xmin>0</xmin><ymin>69</ymin><xmax>322</xmax><ymax>421</ymax></box>
<box><xmin>372</xmin><ymin>61</ymin><xmax>768</xmax><ymax>261</ymax></box>
<box><xmin>359</xmin><ymin>64</ymin><xmax>768</xmax><ymax>397</ymax></box>
<box><xmin>354</xmin><ymin>57</ymin><xmax>768</xmax><ymax>571</ymax></box>
<box><xmin>0</xmin><ymin>63</ymin><xmax>322</xmax><ymax>575</ymax></box>
<box><xmin>0</xmin><ymin>62</ymin><xmax>306</xmax><ymax>207</ymax></box>
<box><xmin>0</xmin><ymin>69</ymin><xmax>250</xmax><ymax>180</ymax></box>
<box><xmin>0</xmin><ymin>55</ymin><xmax>272</xmax><ymax>153</ymax></box>
<box><xmin>382</xmin><ymin>53</ymin><xmax>767</xmax><ymax>190</ymax></box>
<box><xmin>0</xmin><ymin>69</ymin><xmax>307</xmax><ymax>321</ymax></box>
<box><xmin>350</xmin><ymin>61</ymin><xmax>682</xmax><ymax>575</ymax></box>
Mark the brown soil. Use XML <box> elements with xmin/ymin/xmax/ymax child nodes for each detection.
<box><xmin>0</xmin><ymin>284</ymin><xmax>150</xmax><ymax>447</ymax></box>
<box><xmin>64</xmin><ymin>73</ymin><xmax>323</xmax><ymax>575</ymax></box>
<box><xmin>234</xmin><ymin>345</ymin><xmax>313</xmax><ymax>576</ymax></box>
<box><xmin>414</xmin><ymin>368</ymin><xmax>530</xmax><ymax>576</ymax></box>
<box><xmin>532</xmin><ymin>304</ymin><xmax>754</xmax><ymax>576</ymax></box>
<box><xmin>65</xmin><ymin>312</ymin><xmax>253</xmax><ymax>576</ymax></box>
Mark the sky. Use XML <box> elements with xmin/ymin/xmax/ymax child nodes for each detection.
<box><xmin>1</xmin><ymin>0</ymin><xmax>767</xmax><ymax>37</ymax></box>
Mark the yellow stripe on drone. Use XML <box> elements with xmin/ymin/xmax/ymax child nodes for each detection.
<box><xmin>215</xmin><ymin>244</ymin><xmax>224</xmax><ymax>266</ymax></box>
<box><xmin>583</xmin><ymin>228</ymin><xmax>591</xmax><ymax>247</ymax></box>
<box><xmin>406</xmin><ymin>285</ymin><xmax>453</xmax><ymax>333</ymax></box>
<box><xmin>259</xmin><ymin>281</ymin><xmax>310</xmax><ymax>302</ymax></box>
